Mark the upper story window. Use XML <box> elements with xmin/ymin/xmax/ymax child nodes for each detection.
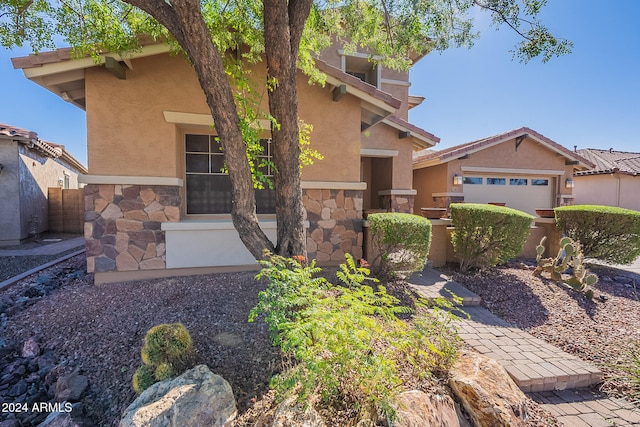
<box><xmin>340</xmin><ymin>52</ymin><xmax>380</xmax><ymax>89</ymax></box>
<box><xmin>185</xmin><ymin>134</ymin><xmax>276</xmax><ymax>215</ymax></box>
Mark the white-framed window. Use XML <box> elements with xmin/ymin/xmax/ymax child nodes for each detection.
<box><xmin>463</xmin><ymin>177</ymin><xmax>483</xmax><ymax>184</ymax></box>
<box><xmin>531</xmin><ymin>179</ymin><xmax>549</xmax><ymax>186</ymax></box>
<box><xmin>487</xmin><ymin>177</ymin><xmax>506</xmax><ymax>185</ymax></box>
<box><xmin>510</xmin><ymin>178</ymin><xmax>528</xmax><ymax>186</ymax></box>
<box><xmin>340</xmin><ymin>52</ymin><xmax>380</xmax><ymax>88</ymax></box>
<box><xmin>185</xmin><ymin>134</ymin><xmax>275</xmax><ymax>215</ymax></box>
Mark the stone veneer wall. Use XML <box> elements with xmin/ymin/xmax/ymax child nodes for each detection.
<box><xmin>303</xmin><ymin>189</ymin><xmax>364</xmax><ymax>262</ymax></box>
<box><xmin>433</xmin><ymin>195</ymin><xmax>464</xmax><ymax>209</ymax></box>
<box><xmin>379</xmin><ymin>194</ymin><xmax>414</xmax><ymax>214</ymax></box>
<box><xmin>84</xmin><ymin>184</ymin><xmax>181</xmax><ymax>273</ymax></box>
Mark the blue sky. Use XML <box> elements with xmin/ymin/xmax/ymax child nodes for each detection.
<box><xmin>1</xmin><ymin>0</ymin><xmax>639</xmax><ymax>167</ymax></box>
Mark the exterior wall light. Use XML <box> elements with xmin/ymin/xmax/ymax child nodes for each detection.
<box><xmin>565</xmin><ymin>179</ymin><xmax>575</xmax><ymax>189</ymax></box>
<box><xmin>453</xmin><ymin>174</ymin><xmax>463</xmax><ymax>185</ymax></box>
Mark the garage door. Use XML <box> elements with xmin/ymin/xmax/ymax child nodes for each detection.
<box><xmin>463</xmin><ymin>175</ymin><xmax>554</xmax><ymax>215</ymax></box>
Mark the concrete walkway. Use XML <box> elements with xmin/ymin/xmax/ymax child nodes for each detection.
<box><xmin>0</xmin><ymin>236</ymin><xmax>85</xmax><ymax>257</ymax></box>
<box><xmin>408</xmin><ymin>267</ymin><xmax>640</xmax><ymax>426</ymax></box>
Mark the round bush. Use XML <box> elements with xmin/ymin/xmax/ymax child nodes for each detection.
<box><xmin>451</xmin><ymin>203</ymin><xmax>533</xmax><ymax>271</ymax></box>
<box><xmin>367</xmin><ymin>212</ymin><xmax>432</xmax><ymax>275</ymax></box>
<box><xmin>555</xmin><ymin>205</ymin><xmax>640</xmax><ymax>264</ymax></box>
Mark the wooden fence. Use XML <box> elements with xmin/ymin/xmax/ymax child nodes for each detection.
<box><xmin>48</xmin><ymin>188</ymin><xmax>84</xmax><ymax>234</ymax></box>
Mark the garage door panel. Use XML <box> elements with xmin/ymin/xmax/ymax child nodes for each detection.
<box><xmin>463</xmin><ymin>175</ymin><xmax>553</xmax><ymax>215</ymax></box>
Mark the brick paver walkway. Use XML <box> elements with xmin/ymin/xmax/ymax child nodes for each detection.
<box><xmin>407</xmin><ymin>267</ymin><xmax>640</xmax><ymax>426</ymax></box>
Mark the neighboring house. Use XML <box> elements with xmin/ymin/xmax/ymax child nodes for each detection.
<box><xmin>574</xmin><ymin>148</ymin><xmax>640</xmax><ymax>211</ymax></box>
<box><xmin>0</xmin><ymin>123</ymin><xmax>88</xmax><ymax>246</ymax></box>
<box><xmin>12</xmin><ymin>42</ymin><xmax>439</xmax><ymax>283</ymax></box>
<box><xmin>413</xmin><ymin>127</ymin><xmax>593</xmax><ymax>216</ymax></box>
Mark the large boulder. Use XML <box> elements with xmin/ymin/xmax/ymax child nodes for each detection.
<box><xmin>119</xmin><ymin>365</ymin><xmax>236</xmax><ymax>427</ymax></box>
<box><xmin>449</xmin><ymin>351</ymin><xmax>527</xmax><ymax>427</ymax></box>
<box><xmin>271</xmin><ymin>396</ymin><xmax>325</xmax><ymax>427</ymax></box>
<box><xmin>392</xmin><ymin>390</ymin><xmax>468</xmax><ymax>427</ymax></box>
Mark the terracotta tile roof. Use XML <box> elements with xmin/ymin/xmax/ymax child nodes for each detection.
<box><xmin>315</xmin><ymin>59</ymin><xmax>401</xmax><ymax>109</ymax></box>
<box><xmin>0</xmin><ymin>122</ymin><xmax>87</xmax><ymax>173</ymax></box>
<box><xmin>576</xmin><ymin>148</ymin><xmax>640</xmax><ymax>176</ymax></box>
<box><xmin>0</xmin><ymin>123</ymin><xmax>38</xmax><ymax>140</ymax></box>
<box><xmin>413</xmin><ymin>126</ymin><xmax>594</xmax><ymax>168</ymax></box>
<box><xmin>385</xmin><ymin>115</ymin><xmax>440</xmax><ymax>144</ymax></box>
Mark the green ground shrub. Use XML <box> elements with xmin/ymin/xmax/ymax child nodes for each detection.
<box><xmin>132</xmin><ymin>323</ymin><xmax>194</xmax><ymax>394</ymax></box>
<box><xmin>367</xmin><ymin>212</ymin><xmax>432</xmax><ymax>276</ymax></box>
<box><xmin>450</xmin><ymin>203</ymin><xmax>533</xmax><ymax>272</ymax></box>
<box><xmin>555</xmin><ymin>205</ymin><xmax>640</xmax><ymax>264</ymax></box>
<box><xmin>249</xmin><ymin>253</ymin><xmax>460</xmax><ymax>422</ymax></box>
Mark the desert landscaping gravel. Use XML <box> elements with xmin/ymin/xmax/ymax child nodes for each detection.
<box><xmin>1</xmin><ymin>253</ymin><xmax>638</xmax><ymax>425</ymax></box>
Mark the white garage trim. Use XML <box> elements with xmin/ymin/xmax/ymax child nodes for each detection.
<box><xmin>462</xmin><ymin>174</ymin><xmax>554</xmax><ymax>215</ymax></box>
<box><xmin>460</xmin><ymin>166</ymin><xmax>564</xmax><ymax>175</ymax></box>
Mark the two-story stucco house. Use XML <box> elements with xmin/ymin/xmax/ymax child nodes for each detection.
<box><xmin>12</xmin><ymin>42</ymin><xmax>439</xmax><ymax>283</ymax></box>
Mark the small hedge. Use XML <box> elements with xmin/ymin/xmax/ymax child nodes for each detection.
<box><xmin>367</xmin><ymin>212</ymin><xmax>432</xmax><ymax>275</ymax></box>
<box><xmin>555</xmin><ymin>205</ymin><xmax>640</xmax><ymax>264</ymax></box>
<box><xmin>451</xmin><ymin>203</ymin><xmax>533</xmax><ymax>271</ymax></box>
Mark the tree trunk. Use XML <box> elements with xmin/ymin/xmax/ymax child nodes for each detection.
<box><xmin>126</xmin><ymin>0</ymin><xmax>275</xmax><ymax>260</ymax></box>
<box><xmin>263</xmin><ymin>0</ymin><xmax>313</xmax><ymax>258</ymax></box>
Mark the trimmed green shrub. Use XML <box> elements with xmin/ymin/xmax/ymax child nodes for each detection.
<box><xmin>132</xmin><ymin>323</ymin><xmax>194</xmax><ymax>394</ymax></box>
<box><xmin>368</xmin><ymin>212</ymin><xmax>432</xmax><ymax>275</ymax></box>
<box><xmin>249</xmin><ymin>253</ymin><xmax>461</xmax><ymax>422</ymax></box>
<box><xmin>555</xmin><ymin>205</ymin><xmax>640</xmax><ymax>264</ymax></box>
<box><xmin>450</xmin><ymin>203</ymin><xmax>533</xmax><ymax>272</ymax></box>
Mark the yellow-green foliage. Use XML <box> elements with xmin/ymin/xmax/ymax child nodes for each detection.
<box><xmin>131</xmin><ymin>323</ymin><xmax>194</xmax><ymax>394</ymax></box>
<box><xmin>250</xmin><ymin>253</ymin><xmax>461</xmax><ymax>421</ymax></box>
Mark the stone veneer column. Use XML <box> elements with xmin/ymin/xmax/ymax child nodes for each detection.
<box><xmin>84</xmin><ymin>184</ymin><xmax>181</xmax><ymax>273</ymax></box>
<box><xmin>378</xmin><ymin>194</ymin><xmax>415</xmax><ymax>213</ymax></box>
<box><xmin>303</xmin><ymin>189</ymin><xmax>364</xmax><ymax>262</ymax></box>
<box><xmin>432</xmin><ymin>195</ymin><xmax>464</xmax><ymax>209</ymax></box>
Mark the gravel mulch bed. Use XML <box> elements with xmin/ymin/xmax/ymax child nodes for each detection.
<box><xmin>2</xmin><ymin>255</ymin><xmax>280</xmax><ymax>426</ymax></box>
<box><xmin>0</xmin><ymin>254</ymin><xmax>563</xmax><ymax>426</ymax></box>
<box><xmin>445</xmin><ymin>261</ymin><xmax>640</xmax><ymax>405</ymax></box>
<box><xmin>0</xmin><ymin>233</ymin><xmax>84</xmax><ymax>282</ymax></box>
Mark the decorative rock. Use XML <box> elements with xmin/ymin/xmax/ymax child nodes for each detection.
<box><xmin>101</xmin><ymin>203</ymin><xmax>124</xmax><ymax>220</ymax></box>
<box><xmin>271</xmin><ymin>396</ymin><xmax>326</xmax><ymax>427</ymax></box>
<box><xmin>21</xmin><ymin>338</ymin><xmax>40</xmax><ymax>358</ymax></box>
<box><xmin>8</xmin><ymin>379</ymin><xmax>28</xmax><ymax>397</ymax></box>
<box><xmin>119</xmin><ymin>365</ymin><xmax>236</xmax><ymax>427</ymax></box>
<box><xmin>94</xmin><ymin>256</ymin><xmax>116</xmax><ymax>273</ymax></box>
<box><xmin>139</xmin><ymin>258</ymin><xmax>166</xmax><ymax>270</ymax></box>
<box><xmin>449</xmin><ymin>351</ymin><xmax>527</xmax><ymax>427</ymax></box>
<box><xmin>116</xmin><ymin>219</ymin><xmax>143</xmax><ymax>232</ymax></box>
<box><xmin>116</xmin><ymin>252</ymin><xmax>139</xmax><ymax>271</ymax></box>
<box><xmin>164</xmin><ymin>206</ymin><xmax>180</xmax><ymax>222</ymax></box>
<box><xmin>55</xmin><ymin>371</ymin><xmax>88</xmax><ymax>402</ymax></box>
<box><xmin>140</xmin><ymin>188</ymin><xmax>157</xmax><ymax>205</ymax></box>
<box><xmin>124</xmin><ymin>210</ymin><xmax>149</xmax><ymax>221</ymax></box>
<box><xmin>392</xmin><ymin>390</ymin><xmax>465</xmax><ymax>427</ymax></box>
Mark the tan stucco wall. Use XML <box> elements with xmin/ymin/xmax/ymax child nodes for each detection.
<box><xmin>85</xmin><ymin>52</ymin><xmax>362</xmax><ymax>182</ymax></box>
<box><xmin>574</xmin><ymin>174</ymin><xmax>640</xmax><ymax>211</ymax></box>
<box><xmin>298</xmin><ymin>75</ymin><xmax>362</xmax><ymax>182</ymax></box>
<box><xmin>361</xmin><ymin>124</ymin><xmax>414</xmax><ymax>189</ymax></box>
<box><xmin>413</xmin><ymin>163</ymin><xmax>449</xmax><ymax>209</ymax></box>
<box><xmin>445</xmin><ymin>137</ymin><xmax>574</xmax><ymax>195</ymax></box>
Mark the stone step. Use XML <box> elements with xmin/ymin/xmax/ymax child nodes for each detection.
<box><xmin>407</xmin><ymin>269</ymin><xmax>481</xmax><ymax>306</ymax></box>
<box><xmin>457</xmin><ymin>306</ymin><xmax>603</xmax><ymax>393</ymax></box>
